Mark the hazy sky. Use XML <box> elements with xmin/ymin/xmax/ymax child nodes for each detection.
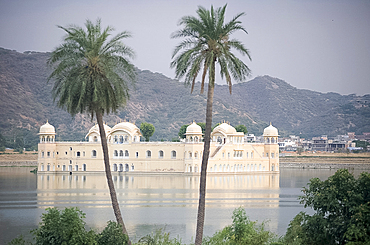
<box><xmin>1</xmin><ymin>0</ymin><xmax>369</xmax><ymax>95</ymax></box>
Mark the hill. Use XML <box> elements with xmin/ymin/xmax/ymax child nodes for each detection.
<box><xmin>0</xmin><ymin>47</ymin><xmax>369</xmax><ymax>148</ymax></box>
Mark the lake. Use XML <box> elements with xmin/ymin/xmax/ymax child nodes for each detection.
<box><xmin>0</xmin><ymin>167</ymin><xmax>367</xmax><ymax>244</ymax></box>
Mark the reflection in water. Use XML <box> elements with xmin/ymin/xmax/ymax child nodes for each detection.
<box><xmin>37</xmin><ymin>174</ymin><xmax>280</xmax><ymax>208</ymax></box>
<box><xmin>36</xmin><ymin>173</ymin><xmax>280</xmax><ymax>241</ymax></box>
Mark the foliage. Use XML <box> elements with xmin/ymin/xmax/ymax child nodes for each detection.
<box><xmin>353</xmin><ymin>140</ymin><xmax>369</xmax><ymax>150</ymax></box>
<box><xmin>47</xmin><ymin>18</ymin><xmax>135</xmax><ymax>241</ymax></box>
<box><xmin>137</xmin><ymin>228</ymin><xmax>183</xmax><ymax>245</ymax></box>
<box><xmin>140</xmin><ymin>122</ymin><xmax>155</xmax><ymax>142</ymax></box>
<box><xmin>171</xmin><ymin>4</ymin><xmax>252</xmax><ymax>243</ymax></box>
<box><xmin>31</xmin><ymin>207</ymin><xmax>96</xmax><ymax>245</ymax></box>
<box><xmin>203</xmin><ymin>207</ymin><xmax>276</xmax><ymax>245</ymax></box>
<box><xmin>98</xmin><ymin>221</ymin><xmax>128</xmax><ymax>245</ymax></box>
<box><xmin>296</xmin><ymin>147</ymin><xmax>303</xmax><ymax>155</ymax></box>
<box><xmin>178</xmin><ymin>124</ymin><xmax>189</xmax><ymax>139</ymax></box>
<box><xmin>47</xmin><ymin>18</ymin><xmax>136</xmax><ymax>119</ymax></box>
<box><xmin>234</xmin><ymin>125</ymin><xmax>248</xmax><ymax>135</ymax></box>
<box><xmin>9</xmin><ymin>208</ymin><xmax>131</xmax><ymax>245</ymax></box>
<box><xmin>284</xmin><ymin>169</ymin><xmax>370</xmax><ymax>245</ymax></box>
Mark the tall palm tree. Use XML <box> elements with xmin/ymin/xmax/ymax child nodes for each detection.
<box><xmin>47</xmin><ymin>19</ymin><xmax>135</xmax><ymax>243</ymax></box>
<box><xmin>171</xmin><ymin>5</ymin><xmax>251</xmax><ymax>244</ymax></box>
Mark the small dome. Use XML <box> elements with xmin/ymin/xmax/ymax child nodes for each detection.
<box><xmin>86</xmin><ymin>123</ymin><xmax>112</xmax><ymax>138</ymax></box>
<box><xmin>185</xmin><ymin>122</ymin><xmax>202</xmax><ymax>135</ymax></box>
<box><xmin>213</xmin><ymin>123</ymin><xmax>237</xmax><ymax>135</ymax></box>
<box><xmin>263</xmin><ymin>124</ymin><xmax>279</xmax><ymax>136</ymax></box>
<box><xmin>39</xmin><ymin>121</ymin><xmax>55</xmax><ymax>135</ymax></box>
<box><xmin>111</xmin><ymin>121</ymin><xmax>141</xmax><ymax>136</ymax></box>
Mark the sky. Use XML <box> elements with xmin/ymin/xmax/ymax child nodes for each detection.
<box><xmin>0</xmin><ymin>0</ymin><xmax>369</xmax><ymax>95</ymax></box>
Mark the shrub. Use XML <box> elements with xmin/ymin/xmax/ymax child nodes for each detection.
<box><xmin>203</xmin><ymin>207</ymin><xmax>276</xmax><ymax>245</ymax></box>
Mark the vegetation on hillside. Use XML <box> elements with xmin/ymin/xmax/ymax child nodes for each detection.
<box><xmin>1</xmin><ymin>47</ymin><xmax>369</xmax><ymax>148</ymax></box>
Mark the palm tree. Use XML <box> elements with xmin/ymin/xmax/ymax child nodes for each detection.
<box><xmin>171</xmin><ymin>5</ymin><xmax>251</xmax><ymax>244</ymax></box>
<box><xmin>47</xmin><ymin>19</ymin><xmax>135</xmax><ymax>243</ymax></box>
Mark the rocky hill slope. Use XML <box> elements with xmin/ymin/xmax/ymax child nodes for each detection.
<box><xmin>0</xmin><ymin>47</ymin><xmax>369</xmax><ymax>147</ymax></box>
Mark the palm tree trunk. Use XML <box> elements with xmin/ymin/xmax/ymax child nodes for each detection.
<box><xmin>96</xmin><ymin>111</ymin><xmax>131</xmax><ymax>245</ymax></box>
<box><xmin>195</xmin><ymin>80</ymin><xmax>215</xmax><ymax>245</ymax></box>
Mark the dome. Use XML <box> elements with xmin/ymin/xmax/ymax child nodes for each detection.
<box><xmin>185</xmin><ymin>122</ymin><xmax>202</xmax><ymax>135</ymax></box>
<box><xmin>213</xmin><ymin>123</ymin><xmax>237</xmax><ymax>135</ymax></box>
<box><xmin>263</xmin><ymin>124</ymin><xmax>279</xmax><ymax>136</ymax></box>
<box><xmin>111</xmin><ymin>121</ymin><xmax>141</xmax><ymax>136</ymax></box>
<box><xmin>39</xmin><ymin>121</ymin><xmax>55</xmax><ymax>135</ymax></box>
<box><xmin>86</xmin><ymin>123</ymin><xmax>112</xmax><ymax>138</ymax></box>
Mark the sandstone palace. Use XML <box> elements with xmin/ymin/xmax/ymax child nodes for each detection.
<box><xmin>37</xmin><ymin>121</ymin><xmax>279</xmax><ymax>174</ymax></box>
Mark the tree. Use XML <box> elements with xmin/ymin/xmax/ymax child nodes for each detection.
<box><xmin>32</xmin><ymin>207</ymin><xmax>97</xmax><ymax>245</ymax></box>
<box><xmin>140</xmin><ymin>122</ymin><xmax>155</xmax><ymax>142</ymax></box>
<box><xmin>284</xmin><ymin>169</ymin><xmax>370</xmax><ymax>244</ymax></box>
<box><xmin>178</xmin><ymin>124</ymin><xmax>189</xmax><ymax>139</ymax></box>
<box><xmin>9</xmin><ymin>207</ymin><xmax>128</xmax><ymax>245</ymax></box>
<box><xmin>203</xmin><ymin>207</ymin><xmax>275</xmax><ymax>245</ymax></box>
<box><xmin>296</xmin><ymin>147</ymin><xmax>303</xmax><ymax>155</ymax></box>
<box><xmin>235</xmin><ymin>124</ymin><xmax>248</xmax><ymax>135</ymax></box>
<box><xmin>171</xmin><ymin>5</ymin><xmax>251</xmax><ymax>244</ymax></box>
<box><xmin>47</xmin><ymin>19</ymin><xmax>135</xmax><ymax>243</ymax></box>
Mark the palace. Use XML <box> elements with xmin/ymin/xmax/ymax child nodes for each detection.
<box><xmin>37</xmin><ymin>121</ymin><xmax>279</xmax><ymax>174</ymax></box>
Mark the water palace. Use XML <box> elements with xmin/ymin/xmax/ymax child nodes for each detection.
<box><xmin>37</xmin><ymin>120</ymin><xmax>279</xmax><ymax>174</ymax></box>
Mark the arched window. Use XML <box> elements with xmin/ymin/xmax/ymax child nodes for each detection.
<box><xmin>146</xmin><ymin>150</ymin><xmax>151</xmax><ymax>158</ymax></box>
<box><xmin>46</xmin><ymin>165</ymin><xmax>50</xmax><ymax>171</ymax></box>
<box><xmin>93</xmin><ymin>136</ymin><xmax>98</xmax><ymax>142</ymax></box>
<box><xmin>125</xmin><ymin>150</ymin><xmax>129</xmax><ymax>157</ymax></box>
<box><xmin>62</xmin><ymin>165</ymin><xmax>66</xmax><ymax>171</ymax></box>
<box><xmin>171</xmin><ymin>150</ymin><xmax>176</xmax><ymax>159</ymax></box>
<box><xmin>159</xmin><ymin>150</ymin><xmax>164</xmax><ymax>158</ymax></box>
<box><xmin>77</xmin><ymin>151</ymin><xmax>80</xmax><ymax>157</ymax></box>
<box><xmin>113</xmin><ymin>164</ymin><xmax>117</xmax><ymax>171</ymax></box>
<box><xmin>41</xmin><ymin>151</ymin><xmax>44</xmax><ymax>158</ymax></box>
<box><xmin>131</xmin><ymin>164</ymin><xmax>134</xmax><ymax>171</ymax></box>
<box><xmin>189</xmin><ymin>152</ymin><xmax>192</xmax><ymax>158</ymax></box>
<box><xmin>195</xmin><ymin>152</ymin><xmax>198</xmax><ymax>158</ymax></box>
<box><xmin>125</xmin><ymin>136</ymin><xmax>128</xmax><ymax>142</ymax></box>
<box><xmin>125</xmin><ymin>164</ymin><xmax>129</xmax><ymax>172</ymax></box>
<box><xmin>119</xmin><ymin>164</ymin><xmax>123</xmax><ymax>172</ymax></box>
<box><xmin>75</xmin><ymin>165</ymin><xmax>78</xmax><ymax>171</ymax></box>
<box><xmin>120</xmin><ymin>150</ymin><xmax>124</xmax><ymax>157</ymax></box>
<box><xmin>82</xmin><ymin>164</ymin><xmax>86</xmax><ymax>171</ymax></box>
<box><xmin>114</xmin><ymin>136</ymin><xmax>118</xmax><ymax>143</ymax></box>
<box><xmin>114</xmin><ymin>150</ymin><xmax>118</xmax><ymax>157</ymax></box>
<box><xmin>92</xmin><ymin>150</ymin><xmax>97</xmax><ymax>158</ymax></box>
<box><xmin>119</xmin><ymin>136</ymin><xmax>124</xmax><ymax>143</ymax></box>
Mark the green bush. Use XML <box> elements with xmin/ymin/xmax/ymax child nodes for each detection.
<box><xmin>98</xmin><ymin>221</ymin><xmax>128</xmax><ymax>245</ymax></box>
<box><xmin>8</xmin><ymin>207</ymin><xmax>129</xmax><ymax>245</ymax></box>
<box><xmin>284</xmin><ymin>169</ymin><xmax>370</xmax><ymax>245</ymax></box>
<box><xmin>203</xmin><ymin>207</ymin><xmax>276</xmax><ymax>245</ymax></box>
<box><xmin>137</xmin><ymin>228</ymin><xmax>183</xmax><ymax>245</ymax></box>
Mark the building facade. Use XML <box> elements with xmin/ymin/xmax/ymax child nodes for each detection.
<box><xmin>38</xmin><ymin>121</ymin><xmax>279</xmax><ymax>174</ymax></box>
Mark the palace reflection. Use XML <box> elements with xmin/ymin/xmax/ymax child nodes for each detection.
<box><xmin>37</xmin><ymin>173</ymin><xmax>280</xmax><ymax>235</ymax></box>
<box><xmin>37</xmin><ymin>173</ymin><xmax>279</xmax><ymax>208</ymax></box>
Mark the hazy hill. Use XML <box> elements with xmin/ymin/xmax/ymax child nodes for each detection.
<box><xmin>0</xmin><ymin>47</ymin><xmax>369</xmax><ymax>147</ymax></box>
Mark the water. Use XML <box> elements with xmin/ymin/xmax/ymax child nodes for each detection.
<box><xmin>0</xmin><ymin>167</ymin><xmax>367</xmax><ymax>244</ymax></box>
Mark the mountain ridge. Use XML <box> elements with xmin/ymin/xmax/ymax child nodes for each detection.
<box><xmin>0</xmin><ymin>47</ymin><xmax>369</xmax><ymax>148</ymax></box>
